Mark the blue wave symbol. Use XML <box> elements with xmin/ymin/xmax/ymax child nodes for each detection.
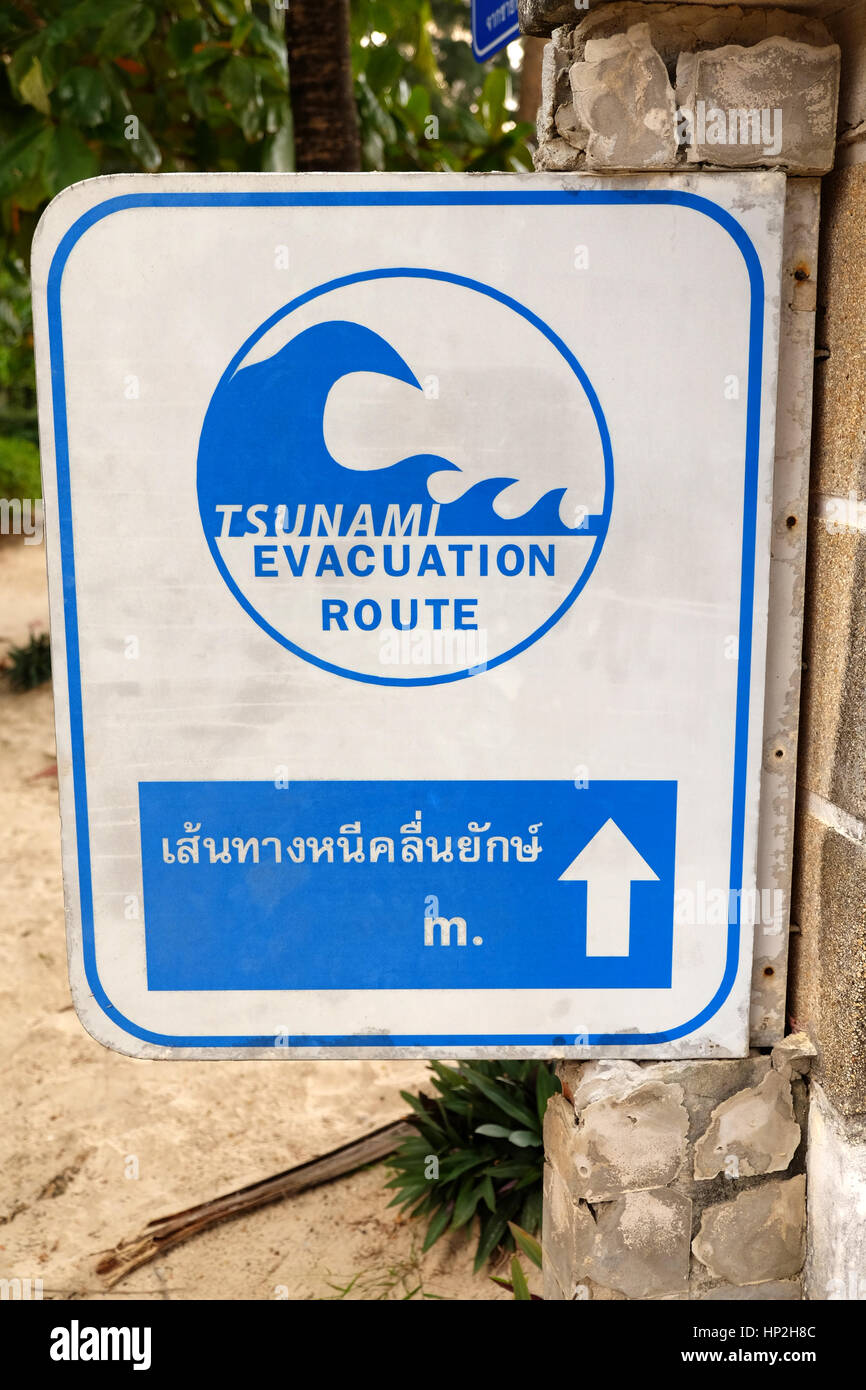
<box><xmin>198</xmin><ymin>320</ymin><xmax>595</xmax><ymax>537</ymax></box>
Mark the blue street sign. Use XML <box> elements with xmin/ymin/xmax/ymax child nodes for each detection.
<box><xmin>33</xmin><ymin>172</ymin><xmax>786</xmax><ymax>1057</ymax></box>
<box><xmin>472</xmin><ymin>0</ymin><xmax>520</xmax><ymax>62</ymax></box>
<box><xmin>140</xmin><ymin>780</ymin><xmax>677</xmax><ymax>993</ymax></box>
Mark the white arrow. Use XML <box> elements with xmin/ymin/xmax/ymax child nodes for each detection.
<box><xmin>559</xmin><ymin>818</ymin><xmax>659</xmax><ymax>957</ymax></box>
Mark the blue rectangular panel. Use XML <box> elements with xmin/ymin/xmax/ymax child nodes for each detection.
<box><xmin>472</xmin><ymin>0</ymin><xmax>520</xmax><ymax>61</ymax></box>
<box><xmin>140</xmin><ymin>780</ymin><xmax>677</xmax><ymax>992</ymax></box>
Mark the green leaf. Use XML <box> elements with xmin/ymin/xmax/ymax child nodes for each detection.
<box><xmin>429</xmin><ymin>1061</ymin><xmax>464</xmax><ymax>1090</ymax></box>
<box><xmin>450</xmin><ymin>1175</ymin><xmax>482</xmax><ymax>1230</ymax></box>
<box><xmin>42</xmin><ymin>126</ymin><xmax>98</xmax><ymax>196</ymax></box>
<box><xmin>475</xmin><ymin>1123</ymin><xmax>510</xmax><ymax>1139</ymax></box>
<box><xmin>405</xmin><ymin>84</ymin><xmax>431</xmax><ymax>125</ymax></box>
<box><xmin>473</xmin><ymin>1209</ymin><xmax>509</xmax><ymax>1272</ymax></box>
<box><xmin>508</xmin><ymin>1222</ymin><xmax>543</xmax><ymax>1269</ymax></box>
<box><xmin>421</xmin><ymin>1203</ymin><xmax>452</xmax><ymax>1253</ymax></box>
<box><xmin>56</xmin><ymin>67</ymin><xmax>113</xmax><ymax>127</ymax></box>
<box><xmin>365</xmin><ymin>43</ymin><xmax>402</xmax><ymax>95</ymax></box>
<box><xmin>166</xmin><ymin>18</ymin><xmax>209</xmax><ymax>65</ymax></box>
<box><xmin>0</xmin><ymin>435</ymin><xmax>41</xmax><ymax>502</ymax></box>
<box><xmin>18</xmin><ymin>59</ymin><xmax>52</xmax><ymax>117</ymax></box>
<box><xmin>536</xmin><ymin>1063</ymin><xmax>560</xmax><ymax>1125</ymax></box>
<box><xmin>64</xmin><ymin>0</ymin><xmax>134</xmax><ymax>27</ymax></box>
<box><xmin>0</xmin><ymin>123</ymin><xmax>51</xmax><ymax>199</ymax></box>
<box><xmin>508</xmin><ymin>1130</ymin><xmax>543</xmax><ymax>1148</ymax></box>
<box><xmin>437</xmin><ymin>1151</ymin><xmax>489</xmax><ymax>1181</ymax></box>
<box><xmin>231</xmin><ymin>17</ymin><xmax>254</xmax><ymax>49</ymax></box>
<box><xmin>466</xmin><ymin>1072</ymin><xmax>538</xmax><ymax>1130</ymax></box>
<box><xmin>221</xmin><ymin>55</ymin><xmax>258</xmax><ymax>110</ymax></box>
<box><xmin>250</xmin><ymin>19</ymin><xmax>289</xmax><ymax>79</ymax></box>
<box><xmin>96</xmin><ymin>5</ymin><xmax>156</xmax><ymax>57</ymax></box>
<box><xmin>479</xmin><ymin>66</ymin><xmax>508</xmax><ymax>133</ymax></box>
<box><xmin>211</xmin><ymin>0</ymin><xmax>246</xmax><ymax>24</ymax></box>
<box><xmin>515</xmin><ymin>1167</ymin><xmax>541</xmax><ymax>1191</ymax></box>
<box><xmin>480</xmin><ymin>1174</ymin><xmax>496</xmax><ymax>1213</ymax></box>
<box><xmin>510</xmin><ymin>1255</ymin><xmax>531</xmax><ymax>1300</ymax></box>
<box><xmin>400</xmin><ymin>1090</ymin><xmax>446</xmax><ymax>1138</ymax></box>
<box><xmin>181</xmin><ymin>46</ymin><xmax>229</xmax><ymax>76</ymax></box>
<box><xmin>481</xmin><ymin>1159</ymin><xmax>531</xmax><ymax>1179</ymax></box>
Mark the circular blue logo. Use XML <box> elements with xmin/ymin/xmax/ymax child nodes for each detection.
<box><xmin>197</xmin><ymin>268</ymin><xmax>613</xmax><ymax>685</ymax></box>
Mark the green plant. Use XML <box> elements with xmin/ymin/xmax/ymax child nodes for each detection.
<box><xmin>3</xmin><ymin>630</ymin><xmax>51</xmax><ymax>690</ymax></box>
<box><xmin>0</xmin><ymin>4</ymin><xmax>534</xmax><ymax>452</ymax></box>
<box><xmin>0</xmin><ymin>2</ymin><xmax>294</xmax><ymax>257</ymax></box>
<box><xmin>384</xmin><ymin>1059</ymin><xmax>559</xmax><ymax>1272</ymax></box>
<box><xmin>352</xmin><ymin>1</ymin><xmax>534</xmax><ymax>173</ymax></box>
<box><xmin>490</xmin><ymin>1221</ymin><xmax>543</xmax><ymax>1300</ymax></box>
<box><xmin>0</xmin><ymin>433</ymin><xmax>41</xmax><ymax>500</ymax></box>
<box><xmin>0</xmin><ymin>256</ymin><xmax>37</xmax><ymax>446</ymax></box>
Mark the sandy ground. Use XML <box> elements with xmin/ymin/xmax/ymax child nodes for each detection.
<box><xmin>0</xmin><ymin>535</ymin><xmax>521</xmax><ymax>1301</ymax></box>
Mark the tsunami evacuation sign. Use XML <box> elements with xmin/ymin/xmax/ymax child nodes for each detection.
<box><xmin>32</xmin><ymin>172</ymin><xmax>785</xmax><ymax>1060</ymax></box>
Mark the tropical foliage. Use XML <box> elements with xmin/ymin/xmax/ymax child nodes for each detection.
<box><xmin>0</xmin><ymin>1</ymin><xmax>533</xmax><ymax>497</ymax></box>
<box><xmin>384</xmin><ymin>1060</ymin><xmax>559</xmax><ymax>1271</ymax></box>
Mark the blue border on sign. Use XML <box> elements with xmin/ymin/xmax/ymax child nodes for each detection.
<box><xmin>45</xmin><ymin>187</ymin><xmax>765</xmax><ymax>1050</ymax></box>
<box><xmin>471</xmin><ymin>0</ymin><xmax>521</xmax><ymax>62</ymax></box>
<box><xmin>198</xmin><ymin>266</ymin><xmax>614</xmax><ymax>687</ymax></box>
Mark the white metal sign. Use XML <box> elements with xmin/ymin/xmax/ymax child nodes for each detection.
<box><xmin>33</xmin><ymin>171</ymin><xmax>784</xmax><ymax>1058</ymax></box>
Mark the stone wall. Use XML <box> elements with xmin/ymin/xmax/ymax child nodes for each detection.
<box><xmin>529</xmin><ymin>2</ymin><xmax>840</xmax><ymax>175</ymax></box>
<box><xmin>544</xmin><ymin>1037</ymin><xmax>815</xmax><ymax>1299</ymax></box>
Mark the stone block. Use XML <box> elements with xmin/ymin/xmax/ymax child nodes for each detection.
<box><xmin>519</xmin><ymin>0</ymin><xmax>583</xmax><ymax>40</ymax></box>
<box><xmin>574</xmin><ymin>1278</ymin><xmax>627</xmax><ymax>1301</ymax></box>
<box><xmin>679</xmin><ymin>37</ymin><xmax>840</xmax><ymax>174</ymax></box>
<box><xmin>563</xmin><ymin>1059</ymin><xmax>646</xmax><ymax>1110</ymax></box>
<box><xmin>570</xmin><ymin>23</ymin><xmax>679</xmax><ymax>170</ymax></box>
<box><xmin>542</xmin><ymin>1161</ymin><xmax>596</xmax><ymax>1300</ymax></box>
<box><xmin>584</xmin><ymin>1188</ymin><xmax>692</xmax><ymax>1299</ymax></box>
<box><xmin>569</xmin><ymin>1081</ymin><xmax>689</xmax><ymax>1200</ymax></box>
<box><xmin>771</xmin><ymin>1032</ymin><xmax>816</xmax><ymax>1079</ymax></box>
<box><xmin>693</xmin><ymin>1069</ymin><xmax>800</xmax><ymax>1180</ymax></box>
<box><xmin>537</xmin><ymin>39</ymin><xmax>572</xmax><ymax>143</ymax></box>
<box><xmin>692</xmin><ymin>1176</ymin><xmax>806</xmax><ymax>1285</ymax></box>
<box><xmin>533</xmin><ymin>136</ymin><xmax>583</xmax><ymax>171</ymax></box>
<box><xmin>559</xmin><ymin>1055</ymin><xmax>773</xmax><ymax>1147</ymax></box>
<box><xmin>696</xmin><ymin>1279</ymin><xmax>802</xmax><ymax>1301</ymax></box>
<box><xmin>570</xmin><ymin>4</ymin><xmax>833</xmax><ymax>71</ymax></box>
<box><xmin>554</xmin><ymin>101</ymin><xmax>587</xmax><ymax>150</ymax></box>
<box><xmin>543</xmin><ymin>1092</ymin><xmax>580</xmax><ymax>1198</ymax></box>
<box><xmin>546</xmin><ymin>1082</ymin><xmax>689</xmax><ymax>1203</ymax></box>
